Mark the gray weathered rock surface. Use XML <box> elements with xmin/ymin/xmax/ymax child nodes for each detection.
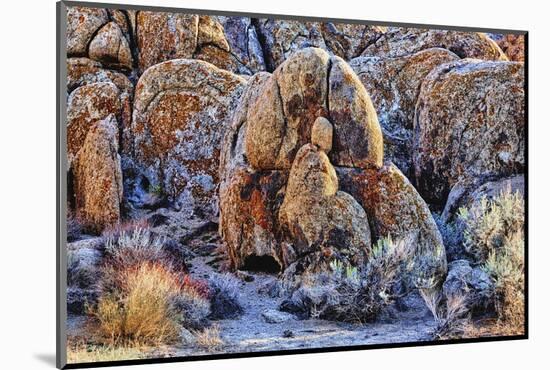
<box><xmin>67</xmin><ymin>7</ymin><xmax>109</xmax><ymax>56</ymax></box>
<box><xmin>413</xmin><ymin>59</ymin><xmax>525</xmax><ymax>204</ymax></box>
<box><xmin>362</xmin><ymin>28</ymin><xmax>507</xmax><ymax>61</ymax></box>
<box><xmin>131</xmin><ymin>59</ymin><xmax>246</xmax><ymax>219</ymax></box>
<box><xmin>350</xmin><ymin>48</ymin><xmax>459</xmax><ymax>177</ymax></box>
<box><xmin>443</xmin><ymin>259</ymin><xmax>494</xmax><ymax>312</ymax></box>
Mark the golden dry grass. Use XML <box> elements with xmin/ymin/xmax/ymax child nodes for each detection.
<box><xmin>91</xmin><ymin>262</ymin><xmax>182</xmax><ymax>346</ymax></box>
<box><xmin>66</xmin><ymin>341</ymin><xmax>145</xmax><ymax>363</ymax></box>
<box><xmin>194</xmin><ymin>324</ymin><xmax>224</xmax><ymax>350</ymax></box>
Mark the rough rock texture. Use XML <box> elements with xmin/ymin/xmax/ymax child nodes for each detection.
<box><xmin>244</xmin><ymin>48</ymin><xmax>330</xmax><ymax>170</ymax></box>
<box><xmin>362</xmin><ymin>28</ymin><xmax>507</xmax><ymax>61</ymax></box>
<box><xmin>66</xmin><ymin>7</ymin><xmax>109</xmax><ymax>56</ymax></box>
<box><xmin>220</xmin><ymin>47</ymin><xmax>444</xmax><ymax>288</ymax></box>
<box><xmin>443</xmin><ymin>259</ymin><xmax>494</xmax><ymax>312</ymax></box>
<box><xmin>221</xmin><ymin>49</ymin><xmax>383</xmax><ymax>272</ymax></box>
<box><xmin>311</xmin><ymin>117</ymin><xmax>333</xmax><ymax>152</ymax></box>
<box><xmin>72</xmin><ymin>115</ymin><xmax>123</xmax><ymax>233</ymax></box>
<box><xmin>279</xmin><ymin>144</ymin><xmax>371</xmax><ymax>265</ymax></box>
<box><xmin>350</xmin><ymin>48</ymin><xmax>459</xmax><ymax>178</ymax></box>
<box><xmin>337</xmin><ymin>164</ymin><xmax>447</xmax><ymax>287</ymax></box>
<box><xmin>136</xmin><ymin>11</ymin><xmax>197</xmax><ymax>73</ymax></box>
<box><xmin>489</xmin><ymin>34</ymin><xmax>525</xmax><ymax>62</ymax></box>
<box><xmin>89</xmin><ymin>21</ymin><xmax>133</xmax><ymax>70</ymax></box>
<box><xmin>216</xmin><ymin>17</ymin><xmax>266</xmax><ymax>73</ymax></box>
<box><xmin>67</xmin><ymin>82</ymin><xmax>123</xmax><ymax>165</ymax></box>
<box><xmin>131</xmin><ymin>59</ymin><xmax>246</xmax><ymax>219</ymax></box>
<box><xmin>328</xmin><ymin>56</ymin><xmax>384</xmax><ymax>168</ymax></box>
<box><xmin>66</xmin><ymin>58</ymin><xmax>134</xmax><ymax>154</ymax></box>
<box><xmin>413</xmin><ymin>59</ymin><xmax>525</xmax><ymax>204</ymax></box>
<box><xmin>442</xmin><ymin>174</ymin><xmax>524</xmax><ymax>222</ymax></box>
<box><xmin>255</xmin><ymin>19</ymin><xmax>386</xmax><ymax>71</ymax></box>
<box><xmin>136</xmin><ymin>13</ymin><xmax>262</xmax><ymax>75</ymax></box>
<box><xmin>262</xmin><ymin>309</ymin><xmax>296</xmax><ymax>324</ymax></box>
<box><xmin>243</xmin><ymin>49</ymin><xmax>382</xmax><ymax>171</ymax></box>
<box><xmin>219</xmin><ymin>73</ymin><xmax>285</xmax><ymax>269</ymax></box>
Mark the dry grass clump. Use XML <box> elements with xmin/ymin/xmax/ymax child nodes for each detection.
<box><xmin>103</xmin><ymin>221</ymin><xmax>166</xmax><ymax>270</ymax></box>
<box><xmin>420</xmin><ymin>287</ymin><xmax>469</xmax><ymax>339</ymax></box>
<box><xmin>194</xmin><ymin>324</ymin><xmax>224</xmax><ymax>350</ymax></box>
<box><xmin>458</xmin><ymin>188</ymin><xmax>525</xmax><ymax>334</ymax></box>
<box><xmin>85</xmin><ymin>220</ymin><xmax>212</xmax><ymax>348</ymax></box>
<box><xmin>67</xmin><ymin>341</ymin><xmax>144</xmax><ymax>363</ymax></box>
<box><xmin>92</xmin><ymin>263</ymin><xmax>183</xmax><ymax>346</ymax></box>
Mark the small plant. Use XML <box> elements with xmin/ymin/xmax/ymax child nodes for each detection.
<box><xmin>458</xmin><ymin>188</ymin><xmax>524</xmax><ymax>334</ymax></box>
<box><xmin>282</xmin><ymin>237</ymin><xmax>412</xmax><ymax>323</ymax></box>
<box><xmin>194</xmin><ymin>324</ymin><xmax>224</xmax><ymax>350</ymax></box>
<box><xmin>169</xmin><ymin>276</ymin><xmax>211</xmax><ymax>330</ymax></box>
<box><xmin>459</xmin><ymin>188</ymin><xmax>524</xmax><ymax>263</ymax></box>
<box><xmin>420</xmin><ymin>287</ymin><xmax>469</xmax><ymax>339</ymax></box>
<box><xmin>208</xmin><ymin>273</ymin><xmax>244</xmax><ymax>320</ymax></box>
<box><xmin>149</xmin><ymin>183</ymin><xmax>164</xmax><ymax>197</ymax></box>
<box><xmin>330</xmin><ymin>260</ymin><xmax>360</xmax><ymax>284</ymax></box>
<box><xmin>102</xmin><ymin>221</ymin><xmax>167</xmax><ymax>272</ymax></box>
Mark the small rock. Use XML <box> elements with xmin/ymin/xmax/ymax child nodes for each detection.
<box><xmin>236</xmin><ymin>270</ymin><xmax>255</xmax><ymax>282</ymax></box>
<box><xmin>282</xmin><ymin>330</ymin><xmax>294</xmax><ymax>338</ymax></box>
<box><xmin>257</xmin><ymin>279</ymin><xmax>284</xmax><ymax>298</ymax></box>
<box><xmin>262</xmin><ymin>309</ymin><xmax>296</xmax><ymax>324</ymax></box>
<box><xmin>180</xmin><ymin>328</ymin><xmax>196</xmax><ymax>345</ymax></box>
<box><xmin>311</xmin><ymin>117</ymin><xmax>333</xmax><ymax>152</ymax></box>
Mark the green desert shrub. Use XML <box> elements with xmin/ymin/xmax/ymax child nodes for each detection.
<box><xmin>458</xmin><ymin>188</ymin><xmax>525</xmax><ymax>334</ymax></box>
<box><xmin>281</xmin><ymin>237</ymin><xmax>412</xmax><ymax>323</ymax></box>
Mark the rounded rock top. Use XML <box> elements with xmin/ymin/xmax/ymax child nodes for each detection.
<box><xmin>311</xmin><ymin>117</ymin><xmax>334</xmax><ymax>153</ymax></box>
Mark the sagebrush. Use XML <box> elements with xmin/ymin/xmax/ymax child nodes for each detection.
<box><xmin>458</xmin><ymin>188</ymin><xmax>525</xmax><ymax>334</ymax></box>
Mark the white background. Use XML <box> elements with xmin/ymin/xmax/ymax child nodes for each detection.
<box><xmin>0</xmin><ymin>0</ymin><xmax>546</xmax><ymax>368</ymax></box>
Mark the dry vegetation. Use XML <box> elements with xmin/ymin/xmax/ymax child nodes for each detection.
<box><xmin>459</xmin><ymin>188</ymin><xmax>525</xmax><ymax>335</ymax></box>
<box><xmin>194</xmin><ymin>324</ymin><xmax>224</xmax><ymax>350</ymax></box>
<box><xmin>68</xmin><ymin>220</ymin><xmax>220</xmax><ymax>361</ymax></box>
<box><xmin>282</xmin><ymin>237</ymin><xmax>413</xmax><ymax>323</ymax></box>
<box><xmin>67</xmin><ymin>342</ymin><xmax>145</xmax><ymax>363</ymax></box>
<box><xmin>424</xmin><ymin>188</ymin><xmax>525</xmax><ymax>339</ymax></box>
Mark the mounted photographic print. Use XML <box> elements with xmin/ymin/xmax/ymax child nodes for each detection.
<box><xmin>56</xmin><ymin>1</ymin><xmax>528</xmax><ymax>368</ymax></box>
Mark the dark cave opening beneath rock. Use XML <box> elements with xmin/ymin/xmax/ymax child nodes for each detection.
<box><xmin>243</xmin><ymin>255</ymin><xmax>281</xmax><ymax>274</ymax></box>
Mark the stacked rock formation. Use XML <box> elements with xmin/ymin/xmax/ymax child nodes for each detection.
<box><xmin>64</xmin><ymin>5</ymin><xmax>525</xmax><ymax>285</ymax></box>
<box><xmin>219</xmin><ymin>48</ymin><xmax>447</xmax><ymax>288</ymax></box>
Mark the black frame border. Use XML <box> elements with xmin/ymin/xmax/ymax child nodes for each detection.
<box><xmin>56</xmin><ymin>1</ymin><xmax>529</xmax><ymax>369</ymax></box>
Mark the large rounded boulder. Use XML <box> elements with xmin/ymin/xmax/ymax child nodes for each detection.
<box><xmin>350</xmin><ymin>48</ymin><xmax>459</xmax><ymax>178</ymax></box>
<box><xmin>131</xmin><ymin>59</ymin><xmax>246</xmax><ymax>219</ymax></box>
<box><xmin>413</xmin><ymin>59</ymin><xmax>525</xmax><ymax>204</ymax></box>
<box><xmin>361</xmin><ymin>28</ymin><xmax>507</xmax><ymax>61</ymax></box>
<box><xmin>219</xmin><ymin>47</ymin><xmax>446</xmax><ymax>289</ymax></box>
